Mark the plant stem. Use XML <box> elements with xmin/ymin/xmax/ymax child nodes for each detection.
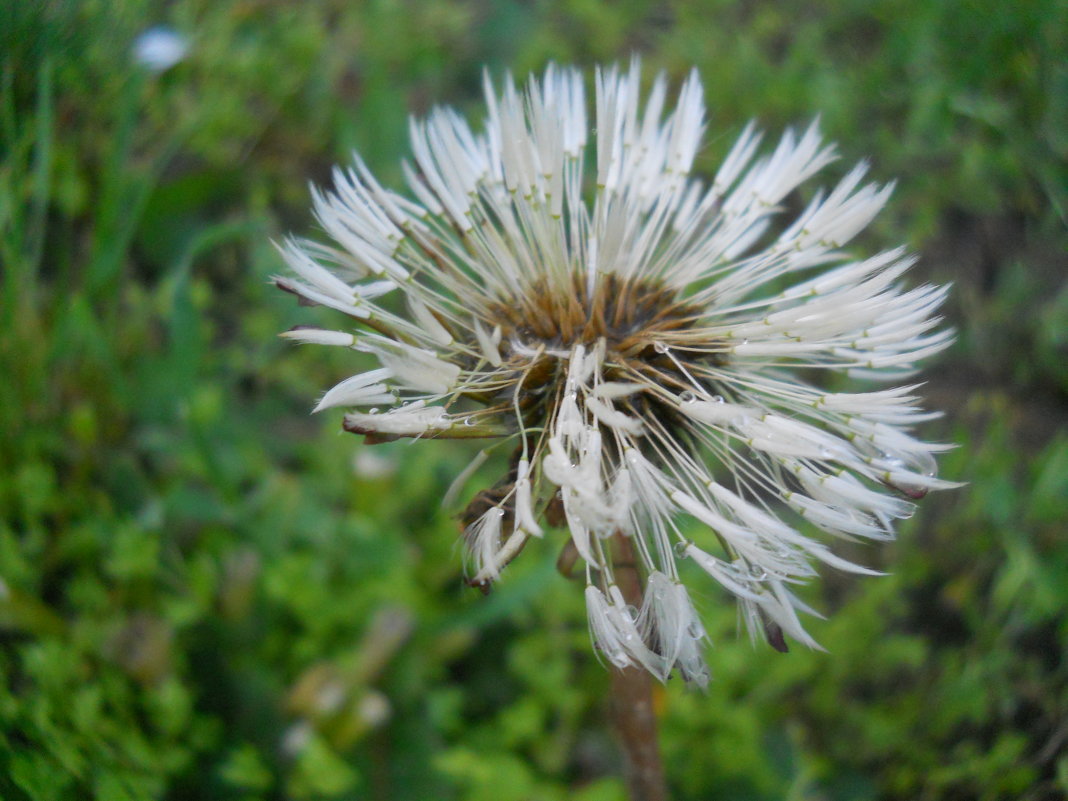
<box><xmin>610</xmin><ymin>534</ymin><xmax>667</xmax><ymax>801</ymax></box>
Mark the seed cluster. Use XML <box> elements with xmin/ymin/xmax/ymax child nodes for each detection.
<box><xmin>279</xmin><ymin>63</ymin><xmax>955</xmax><ymax>685</ymax></box>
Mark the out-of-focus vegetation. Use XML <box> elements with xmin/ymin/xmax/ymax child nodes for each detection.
<box><xmin>1</xmin><ymin>1</ymin><xmax>1065</xmax><ymax>799</ymax></box>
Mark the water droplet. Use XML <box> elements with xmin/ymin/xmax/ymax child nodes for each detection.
<box><xmin>653</xmin><ymin>342</ymin><xmax>668</xmax><ymax>353</ymax></box>
<box><xmin>679</xmin><ymin>390</ymin><xmax>695</xmax><ymax>403</ymax></box>
<box><xmin>750</xmin><ymin>568</ymin><xmax>768</xmax><ymax>581</ymax></box>
<box><xmin>463</xmin><ymin>417</ymin><xmax>476</xmax><ymax>427</ymax></box>
<box><xmin>673</xmin><ymin>541</ymin><xmax>691</xmax><ymax>558</ymax></box>
<box><xmin>687</xmin><ymin>621</ymin><xmax>706</xmax><ymax>639</ymax></box>
<box><xmin>819</xmin><ymin>446</ymin><xmax>835</xmax><ymax>459</ymax></box>
<box><xmin>881</xmin><ymin>452</ymin><xmax>905</xmax><ymax>470</ymax></box>
<box><xmin>742</xmin><ymin>338</ymin><xmax>750</xmax><ymax>345</ymax></box>
<box><xmin>369</xmin><ymin>408</ymin><xmax>379</xmax><ymax>414</ymax></box>
<box><xmin>710</xmin><ymin>395</ymin><xmax>724</xmax><ymax>404</ymax></box>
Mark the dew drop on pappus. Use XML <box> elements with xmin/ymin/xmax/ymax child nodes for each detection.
<box><xmin>881</xmin><ymin>452</ymin><xmax>905</xmax><ymax>469</ymax></box>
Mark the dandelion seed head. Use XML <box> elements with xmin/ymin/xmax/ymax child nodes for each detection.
<box><xmin>277</xmin><ymin>61</ymin><xmax>957</xmax><ymax>685</ymax></box>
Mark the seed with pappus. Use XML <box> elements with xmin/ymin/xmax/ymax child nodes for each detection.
<box><xmin>276</xmin><ymin>62</ymin><xmax>957</xmax><ymax>687</ymax></box>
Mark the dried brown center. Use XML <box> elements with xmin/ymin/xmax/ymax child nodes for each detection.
<box><xmin>471</xmin><ymin>274</ymin><xmax>726</xmax><ymax>416</ymax></box>
<box><xmin>489</xmin><ymin>273</ymin><xmax>702</xmax><ymax>356</ymax></box>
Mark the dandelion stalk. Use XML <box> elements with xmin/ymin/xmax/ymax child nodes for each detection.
<box><xmin>609</xmin><ymin>533</ymin><xmax>667</xmax><ymax>801</ymax></box>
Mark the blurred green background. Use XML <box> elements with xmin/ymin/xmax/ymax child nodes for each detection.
<box><xmin>1</xmin><ymin>1</ymin><xmax>1066</xmax><ymax>799</ymax></box>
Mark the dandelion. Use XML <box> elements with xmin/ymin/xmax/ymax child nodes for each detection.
<box><xmin>277</xmin><ymin>62</ymin><xmax>956</xmax><ymax>688</ymax></box>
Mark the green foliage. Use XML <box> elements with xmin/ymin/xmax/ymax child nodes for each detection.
<box><xmin>1</xmin><ymin>1</ymin><xmax>1065</xmax><ymax>799</ymax></box>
